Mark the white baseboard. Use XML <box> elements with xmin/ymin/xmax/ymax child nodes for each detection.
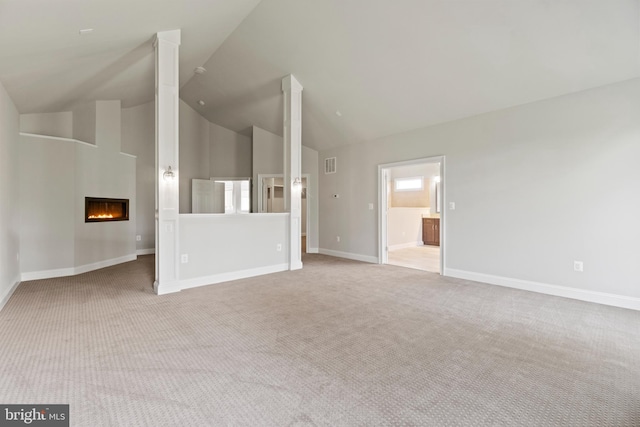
<box><xmin>307</xmin><ymin>247</ymin><xmax>319</xmax><ymax>254</ymax></box>
<box><xmin>389</xmin><ymin>241</ymin><xmax>423</xmax><ymax>251</ymax></box>
<box><xmin>0</xmin><ymin>276</ymin><xmax>21</xmax><ymax>312</ymax></box>
<box><xmin>137</xmin><ymin>248</ymin><xmax>155</xmax><ymax>255</ymax></box>
<box><xmin>444</xmin><ymin>268</ymin><xmax>640</xmax><ymax>311</ymax></box>
<box><xmin>21</xmin><ymin>254</ymin><xmax>137</xmax><ymax>281</ymax></box>
<box><xmin>180</xmin><ymin>263</ymin><xmax>289</xmax><ymax>290</ymax></box>
<box><xmin>154</xmin><ymin>280</ymin><xmax>181</xmax><ymax>296</ymax></box>
<box><xmin>21</xmin><ymin>267</ymin><xmax>75</xmax><ymax>281</ymax></box>
<box><xmin>318</xmin><ymin>249</ymin><xmax>378</xmax><ymax>264</ymax></box>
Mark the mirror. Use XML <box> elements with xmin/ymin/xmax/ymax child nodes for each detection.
<box><xmin>192</xmin><ymin>178</ymin><xmax>250</xmax><ymax>214</ymax></box>
<box><xmin>258</xmin><ymin>175</ymin><xmax>307</xmax><ymax>213</ymax></box>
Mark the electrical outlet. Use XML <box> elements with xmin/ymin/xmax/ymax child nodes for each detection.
<box><xmin>573</xmin><ymin>261</ymin><xmax>583</xmax><ymax>272</ymax></box>
<box><xmin>136</xmin><ymin>235</ymin><xmax>141</xmax><ymax>241</ymax></box>
<box><xmin>368</xmin><ymin>203</ymin><xmax>374</xmax><ymax>210</ymax></box>
<box><xmin>276</xmin><ymin>243</ymin><xmax>282</xmax><ymax>252</ymax></box>
<box><xmin>181</xmin><ymin>254</ymin><xmax>189</xmax><ymax>264</ymax></box>
<box><xmin>449</xmin><ymin>202</ymin><xmax>456</xmax><ymax>210</ymax></box>
<box><xmin>336</xmin><ymin>236</ymin><xmax>340</xmax><ymax>242</ymax></box>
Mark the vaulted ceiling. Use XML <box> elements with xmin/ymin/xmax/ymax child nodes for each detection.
<box><xmin>0</xmin><ymin>0</ymin><xmax>261</xmax><ymax>112</ymax></box>
<box><xmin>1</xmin><ymin>0</ymin><xmax>639</xmax><ymax>151</ymax></box>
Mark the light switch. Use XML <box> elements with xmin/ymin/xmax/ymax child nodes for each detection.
<box><xmin>368</xmin><ymin>203</ymin><xmax>374</xmax><ymax>210</ymax></box>
<box><xmin>449</xmin><ymin>202</ymin><xmax>456</xmax><ymax>210</ymax></box>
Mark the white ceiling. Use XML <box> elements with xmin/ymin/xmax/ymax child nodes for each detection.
<box><xmin>1</xmin><ymin>1</ymin><xmax>638</xmax><ymax>151</ymax></box>
<box><xmin>0</xmin><ymin>0</ymin><xmax>261</xmax><ymax>112</ymax></box>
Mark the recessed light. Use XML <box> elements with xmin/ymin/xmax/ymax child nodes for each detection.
<box><xmin>194</xmin><ymin>67</ymin><xmax>206</xmax><ymax>74</ymax></box>
<box><xmin>198</xmin><ymin>100</ymin><xmax>205</xmax><ymax>106</ymax></box>
<box><xmin>335</xmin><ymin>110</ymin><xmax>342</xmax><ymax>117</ymax></box>
<box><xmin>79</xmin><ymin>29</ymin><xmax>94</xmax><ymax>35</ymax></box>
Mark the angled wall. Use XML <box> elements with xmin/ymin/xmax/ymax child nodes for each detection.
<box><xmin>121</xmin><ymin>102</ymin><xmax>155</xmax><ymax>253</ymax></box>
<box><xmin>19</xmin><ymin>101</ymin><xmax>136</xmax><ymax>280</ymax></box>
<box><xmin>0</xmin><ymin>81</ymin><xmax>20</xmax><ymax>310</ymax></box>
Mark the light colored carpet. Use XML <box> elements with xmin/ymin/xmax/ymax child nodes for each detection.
<box><xmin>388</xmin><ymin>245</ymin><xmax>440</xmax><ymax>273</ymax></box>
<box><xmin>0</xmin><ymin>254</ymin><xmax>639</xmax><ymax>426</ymax></box>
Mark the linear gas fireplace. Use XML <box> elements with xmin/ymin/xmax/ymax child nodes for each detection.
<box><xmin>85</xmin><ymin>197</ymin><xmax>129</xmax><ymax>222</ymax></box>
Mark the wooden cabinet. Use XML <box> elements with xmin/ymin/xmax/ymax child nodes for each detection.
<box><xmin>422</xmin><ymin>218</ymin><xmax>440</xmax><ymax>246</ymax></box>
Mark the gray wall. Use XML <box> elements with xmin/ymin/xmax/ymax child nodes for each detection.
<box><xmin>252</xmin><ymin>126</ymin><xmax>284</xmax><ymax>211</ymax></box>
<box><xmin>319</xmin><ymin>78</ymin><xmax>640</xmax><ymax>299</ymax></box>
<box><xmin>302</xmin><ymin>145</ymin><xmax>319</xmax><ymax>251</ymax></box>
<box><xmin>179</xmin><ymin>100</ymin><xmax>210</xmax><ymax>213</ymax></box>
<box><xmin>122</xmin><ymin>100</ymin><xmax>260</xmax><ymax>251</ymax></box>
<box><xmin>121</xmin><ymin>102</ymin><xmax>155</xmax><ymax>252</ymax></box>
<box><xmin>20</xmin><ymin>111</ymin><xmax>72</xmax><ymax>139</ymax></box>
<box><xmin>19</xmin><ymin>101</ymin><xmax>136</xmax><ymax>276</ymax></box>
<box><xmin>0</xmin><ymin>81</ymin><xmax>20</xmax><ymax>308</ymax></box>
<box><xmin>72</xmin><ymin>102</ymin><xmax>97</xmax><ymax>145</ymax></box>
<box><xmin>252</xmin><ymin>126</ymin><xmax>320</xmax><ymax>250</ymax></box>
<box><xmin>210</xmin><ymin>122</ymin><xmax>252</xmax><ymax>178</ymax></box>
<box><xmin>19</xmin><ymin>136</ymin><xmax>75</xmax><ymax>272</ymax></box>
<box><xmin>73</xmin><ymin>101</ymin><xmax>136</xmax><ymax>268</ymax></box>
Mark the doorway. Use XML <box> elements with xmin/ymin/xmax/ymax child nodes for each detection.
<box><xmin>257</xmin><ymin>173</ymin><xmax>311</xmax><ymax>253</ymax></box>
<box><xmin>378</xmin><ymin>157</ymin><xmax>444</xmax><ymax>273</ymax></box>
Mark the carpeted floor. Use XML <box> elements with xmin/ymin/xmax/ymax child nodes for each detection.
<box><xmin>0</xmin><ymin>254</ymin><xmax>639</xmax><ymax>426</ymax></box>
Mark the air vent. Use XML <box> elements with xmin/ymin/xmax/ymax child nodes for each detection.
<box><xmin>324</xmin><ymin>157</ymin><xmax>336</xmax><ymax>174</ymax></box>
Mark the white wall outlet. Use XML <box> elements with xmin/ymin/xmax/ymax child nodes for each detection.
<box><xmin>136</xmin><ymin>235</ymin><xmax>142</xmax><ymax>241</ymax></box>
<box><xmin>181</xmin><ymin>254</ymin><xmax>189</xmax><ymax>264</ymax></box>
<box><xmin>573</xmin><ymin>261</ymin><xmax>583</xmax><ymax>272</ymax></box>
<box><xmin>336</xmin><ymin>236</ymin><xmax>340</xmax><ymax>242</ymax></box>
<box><xmin>276</xmin><ymin>243</ymin><xmax>282</xmax><ymax>252</ymax></box>
<box><xmin>449</xmin><ymin>202</ymin><xmax>456</xmax><ymax>210</ymax></box>
<box><xmin>368</xmin><ymin>203</ymin><xmax>374</xmax><ymax>210</ymax></box>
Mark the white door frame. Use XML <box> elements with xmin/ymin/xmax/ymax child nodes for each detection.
<box><xmin>257</xmin><ymin>173</ymin><xmax>312</xmax><ymax>253</ymax></box>
<box><xmin>378</xmin><ymin>156</ymin><xmax>445</xmax><ymax>274</ymax></box>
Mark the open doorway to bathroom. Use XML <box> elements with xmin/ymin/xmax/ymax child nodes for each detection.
<box><xmin>378</xmin><ymin>157</ymin><xmax>444</xmax><ymax>273</ymax></box>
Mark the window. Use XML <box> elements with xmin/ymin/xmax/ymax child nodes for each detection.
<box><xmin>394</xmin><ymin>177</ymin><xmax>423</xmax><ymax>191</ymax></box>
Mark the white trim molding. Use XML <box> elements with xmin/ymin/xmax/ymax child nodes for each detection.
<box><xmin>0</xmin><ymin>276</ymin><xmax>21</xmax><ymax>312</ymax></box>
<box><xmin>180</xmin><ymin>264</ymin><xmax>289</xmax><ymax>290</ymax></box>
<box><xmin>318</xmin><ymin>249</ymin><xmax>378</xmax><ymax>264</ymax></box>
<box><xmin>307</xmin><ymin>247</ymin><xmax>319</xmax><ymax>254</ymax></box>
<box><xmin>21</xmin><ymin>254</ymin><xmax>137</xmax><ymax>282</ymax></box>
<box><xmin>19</xmin><ymin>132</ymin><xmax>97</xmax><ymax>148</ymax></box>
<box><xmin>136</xmin><ymin>248</ymin><xmax>156</xmax><ymax>256</ymax></box>
<box><xmin>445</xmin><ymin>268</ymin><xmax>640</xmax><ymax>311</ymax></box>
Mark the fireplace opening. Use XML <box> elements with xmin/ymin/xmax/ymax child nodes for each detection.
<box><xmin>85</xmin><ymin>197</ymin><xmax>129</xmax><ymax>222</ymax></box>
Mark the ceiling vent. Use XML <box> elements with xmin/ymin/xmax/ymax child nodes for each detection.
<box><xmin>324</xmin><ymin>157</ymin><xmax>337</xmax><ymax>174</ymax></box>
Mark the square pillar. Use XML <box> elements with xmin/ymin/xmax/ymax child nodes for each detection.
<box><xmin>154</xmin><ymin>30</ymin><xmax>181</xmax><ymax>295</ymax></box>
<box><xmin>282</xmin><ymin>75</ymin><xmax>303</xmax><ymax>270</ymax></box>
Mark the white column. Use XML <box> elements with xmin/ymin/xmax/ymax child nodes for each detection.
<box><xmin>282</xmin><ymin>75</ymin><xmax>303</xmax><ymax>270</ymax></box>
<box><xmin>154</xmin><ymin>30</ymin><xmax>181</xmax><ymax>295</ymax></box>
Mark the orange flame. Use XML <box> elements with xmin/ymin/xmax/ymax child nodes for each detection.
<box><xmin>88</xmin><ymin>214</ymin><xmax>114</xmax><ymax>219</ymax></box>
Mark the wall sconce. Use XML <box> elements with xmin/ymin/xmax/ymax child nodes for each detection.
<box><xmin>292</xmin><ymin>177</ymin><xmax>302</xmax><ymax>186</ymax></box>
<box><xmin>163</xmin><ymin>166</ymin><xmax>175</xmax><ymax>181</ymax></box>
